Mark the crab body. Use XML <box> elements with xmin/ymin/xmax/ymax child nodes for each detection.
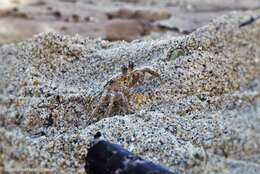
<box><xmin>88</xmin><ymin>62</ymin><xmax>160</xmax><ymax>123</ymax></box>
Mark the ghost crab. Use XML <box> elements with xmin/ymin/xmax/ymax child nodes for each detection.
<box><xmin>88</xmin><ymin>61</ymin><xmax>161</xmax><ymax>123</ymax></box>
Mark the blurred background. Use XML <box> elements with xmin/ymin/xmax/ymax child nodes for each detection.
<box><xmin>0</xmin><ymin>0</ymin><xmax>259</xmax><ymax>44</ymax></box>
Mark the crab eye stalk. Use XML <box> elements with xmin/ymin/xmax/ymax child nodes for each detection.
<box><xmin>128</xmin><ymin>61</ymin><xmax>135</xmax><ymax>71</ymax></box>
<box><xmin>121</xmin><ymin>65</ymin><xmax>128</xmax><ymax>75</ymax></box>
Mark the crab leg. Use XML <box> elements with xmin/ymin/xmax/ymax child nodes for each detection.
<box><xmin>90</xmin><ymin>94</ymin><xmax>108</xmax><ymax>120</ymax></box>
<box><xmin>104</xmin><ymin>95</ymin><xmax>116</xmax><ymax>116</ymax></box>
<box><xmin>121</xmin><ymin>93</ymin><xmax>134</xmax><ymax>114</ymax></box>
<box><xmin>141</xmin><ymin>68</ymin><xmax>161</xmax><ymax>79</ymax></box>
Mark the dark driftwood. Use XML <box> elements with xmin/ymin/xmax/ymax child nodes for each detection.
<box><xmin>85</xmin><ymin>132</ymin><xmax>177</xmax><ymax>174</ymax></box>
